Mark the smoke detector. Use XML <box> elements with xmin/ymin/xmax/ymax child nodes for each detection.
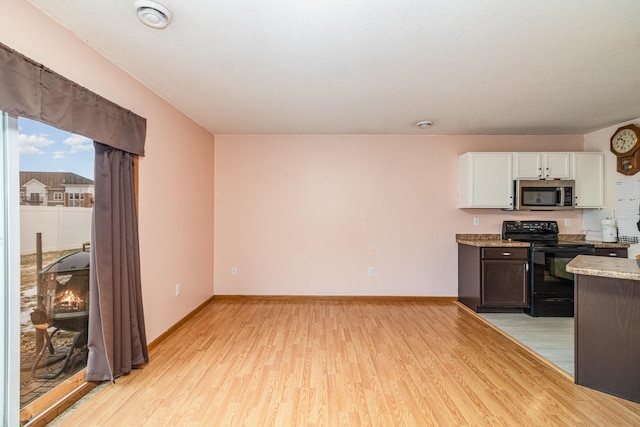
<box><xmin>134</xmin><ymin>0</ymin><xmax>172</xmax><ymax>29</ymax></box>
<box><xmin>416</xmin><ymin>120</ymin><xmax>433</xmax><ymax>128</ymax></box>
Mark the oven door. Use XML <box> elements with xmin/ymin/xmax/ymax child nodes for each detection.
<box><xmin>527</xmin><ymin>245</ymin><xmax>595</xmax><ymax>317</ymax></box>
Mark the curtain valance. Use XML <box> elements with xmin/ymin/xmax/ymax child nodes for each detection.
<box><xmin>0</xmin><ymin>42</ymin><xmax>146</xmax><ymax>155</ymax></box>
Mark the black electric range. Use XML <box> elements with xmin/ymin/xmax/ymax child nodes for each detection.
<box><xmin>502</xmin><ymin>220</ymin><xmax>595</xmax><ymax>317</ymax></box>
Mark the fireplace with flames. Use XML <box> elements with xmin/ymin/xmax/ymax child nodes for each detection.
<box><xmin>40</xmin><ymin>249</ymin><xmax>90</xmax><ymax>331</ymax></box>
<box><xmin>30</xmin><ymin>246</ymin><xmax>90</xmax><ymax>379</ymax></box>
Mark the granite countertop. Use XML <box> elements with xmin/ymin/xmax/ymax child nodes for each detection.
<box><xmin>567</xmin><ymin>255</ymin><xmax>640</xmax><ymax>281</ymax></box>
<box><xmin>455</xmin><ymin>235</ymin><xmax>529</xmax><ymax>247</ymax></box>
<box><xmin>456</xmin><ymin>234</ymin><xmax>630</xmax><ymax>249</ymax></box>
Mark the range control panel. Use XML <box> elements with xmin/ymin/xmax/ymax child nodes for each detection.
<box><xmin>502</xmin><ymin>220</ymin><xmax>559</xmax><ymax>242</ymax></box>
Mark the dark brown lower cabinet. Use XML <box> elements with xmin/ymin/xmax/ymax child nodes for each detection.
<box><xmin>574</xmin><ymin>273</ymin><xmax>640</xmax><ymax>403</ymax></box>
<box><xmin>458</xmin><ymin>244</ymin><xmax>529</xmax><ymax>312</ymax></box>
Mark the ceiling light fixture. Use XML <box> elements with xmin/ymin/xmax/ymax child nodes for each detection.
<box><xmin>134</xmin><ymin>0</ymin><xmax>172</xmax><ymax>29</ymax></box>
<box><xmin>416</xmin><ymin>120</ymin><xmax>433</xmax><ymax>128</ymax></box>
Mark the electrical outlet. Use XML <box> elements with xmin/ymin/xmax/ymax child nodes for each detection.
<box><xmin>368</xmin><ymin>267</ymin><xmax>375</xmax><ymax>276</ymax></box>
<box><xmin>175</xmin><ymin>283</ymin><xmax>181</xmax><ymax>296</ymax></box>
<box><xmin>564</xmin><ymin>218</ymin><xmax>571</xmax><ymax>227</ymax></box>
<box><xmin>473</xmin><ymin>217</ymin><xmax>480</xmax><ymax>226</ymax></box>
<box><xmin>231</xmin><ymin>266</ymin><xmax>238</xmax><ymax>276</ymax></box>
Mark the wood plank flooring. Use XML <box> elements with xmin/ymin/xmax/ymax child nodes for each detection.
<box><xmin>49</xmin><ymin>298</ymin><xmax>640</xmax><ymax>426</ymax></box>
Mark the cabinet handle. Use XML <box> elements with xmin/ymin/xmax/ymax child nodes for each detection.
<box><xmin>608</xmin><ymin>253</ymin><xmax>618</xmax><ymax>257</ymax></box>
<box><xmin>545</xmin><ymin>167</ymin><xmax>549</xmax><ymax>177</ymax></box>
<box><xmin>501</xmin><ymin>252</ymin><xmax>511</xmax><ymax>256</ymax></box>
<box><xmin>537</xmin><ymin>167</ymin><xmax>542</xmax><ymax>177</ymax></box>
<box><xmin>526</xmin><ymin>262</ymin><xmax>529</xmax><ymax>272</ymax></box>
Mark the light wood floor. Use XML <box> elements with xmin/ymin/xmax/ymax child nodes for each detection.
<box><xmin>50</xmin><ymin>298</ymin><xmax>640</xmax><ymax>426</ymax></box>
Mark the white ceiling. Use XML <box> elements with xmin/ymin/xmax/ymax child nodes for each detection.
<box><xmin>28</xmin><ymin>0</ymin><xmax>640</xmax><ymax>135</ymax></box>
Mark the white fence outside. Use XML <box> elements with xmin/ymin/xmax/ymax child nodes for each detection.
<box><xmin>20</xmin><ymin>205</ymin><xmax>92</xmax><ymax>255</ymax></box>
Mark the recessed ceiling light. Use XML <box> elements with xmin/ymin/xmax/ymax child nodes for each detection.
<box><xmin>134</xmin><ymin>0</ymin><xmax>172</xmax><ymax>29</ymax></box>
<box><xmin>416</xmin><ymin>120</ymin><xmax>433</xmax><ymax>128</ymax></box>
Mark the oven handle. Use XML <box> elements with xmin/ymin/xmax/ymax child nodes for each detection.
<box><xmin>532</xmin><ymin>247</ymin><xmax>595</xmax><ymax>255</ymax></box>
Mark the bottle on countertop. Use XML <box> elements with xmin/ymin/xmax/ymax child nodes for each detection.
<box><xmin>602</xmin><ymin>218</ymin><xmax>618</xmax><ymax>243</ymax></box>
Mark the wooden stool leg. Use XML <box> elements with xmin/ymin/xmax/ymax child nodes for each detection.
<box><xmin>31</xmin><ymin>324</ymin><xmax>54</xmax><ymax>379</ymax></box>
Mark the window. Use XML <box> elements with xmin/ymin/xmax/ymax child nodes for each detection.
<box><xmin>18</xmin><ymin>117</ymin><xmax>94</xmax><ymax>408</ymax></box>
<box><xmin>68</xmin><ymin>193</ymin><xmax>83</xmax><ymax>207</ymax></box>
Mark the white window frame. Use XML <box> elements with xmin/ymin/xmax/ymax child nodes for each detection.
<box><xmin>1</xmin><ymin>112</ymin><xmax>21</xmax><ymax>425</ymax></box>
<box><xmin>53</xmin><ymin>192</ymin><xmax>63</xmax><ymax>201</ymax></box>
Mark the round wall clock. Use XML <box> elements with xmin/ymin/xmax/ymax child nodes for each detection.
<box><xmin>610</xmin><ymin>124</ymin><xmax>640</xmax><ymax>175</ymax></box>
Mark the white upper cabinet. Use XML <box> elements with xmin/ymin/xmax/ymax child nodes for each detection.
<box><xmin>513</xmin><ymin>152</ymin><xmax>572</xmax><ymax>179</ymax></box>
<box><xmin>458</xmin><ymin>152</ymin><xmax>513</xmax><ymax>208</ymax></box>
<box><xmin>459</xmin><ymin>151</ymin><xmax>604</xmax><ymax>210</ymax></box>
<box><xmin>573</xmin><ymin>152</ymin><xmax>604</xmax><ymax>208</ymax></box>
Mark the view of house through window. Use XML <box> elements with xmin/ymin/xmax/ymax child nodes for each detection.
<box><xmin>18</xmin><ymin>117</ymin><xmax>94</xmax><ymax>408</ymax></box>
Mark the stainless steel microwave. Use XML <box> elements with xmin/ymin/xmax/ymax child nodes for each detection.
<box><xmin>514</xmin><ymin>180</ymin><xmax>575</xmax><ymax>210</ymax></box>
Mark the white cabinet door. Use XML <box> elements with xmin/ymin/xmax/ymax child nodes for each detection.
<box><xmin>458</xmin><ymin>153</ymin><xmax>513</xmax><ymax>208</ymax></box>
<box><xmin>513</xmin><ymin>152</ymin><xmax>572</xmax><ymax>179</ymax></box>
<box><xmin>513</xmin><ymin>153</ymin><xmax>543</xmax><ymax>179</ymax></box>
<box><xmin>544</xmin><ymin>153</ymin><xmax>572</xmax><ymax>179</ymax></box>
<box><xmin>573</xmin><ymin>152</ymin><xmax>604</xmax><ymax>208</ymax></box>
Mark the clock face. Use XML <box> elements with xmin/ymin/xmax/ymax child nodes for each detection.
<box><xmin>612</xmin><ymin>128</ymin><xmax>638</xmax><ymax>154</ymax></box>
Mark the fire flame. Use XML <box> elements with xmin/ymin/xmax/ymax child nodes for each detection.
<box><xmin>55</xmin><ymin>289</ymin><xmax>85</xmax><ymax>312</ymax></box>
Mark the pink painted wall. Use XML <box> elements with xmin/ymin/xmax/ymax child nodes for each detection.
<box><xmin>3</xmin><ymin>1</ymin><xmax>593</xmax><ymax>316</ymax></box>
<box><xmin>214</xmin><ymin>135</ymin><xmax>585</xmax><ymax>296</ymax></box>
<box><xmin>2</xmin><ymin>0</ymin><xmax>215</xmax><ymax>341</ymax></box>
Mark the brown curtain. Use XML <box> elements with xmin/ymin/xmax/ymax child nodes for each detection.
<box><xmin>0</xmin><ymin>42</ymin><xmax>148</xmax><ymax>381</ymax></box>
<box><xmin>88</xmin><ymin>143</ymin><xmax>148</xmax><ymax>381</ymax></box>
<box><xmin>0</xmin><ymin>42</ymin><xmax>145</xmax><ymax>155</ymax></box>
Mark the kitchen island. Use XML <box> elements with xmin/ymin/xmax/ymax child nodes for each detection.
<box><xmin>566</xmin><ymin>255</ymin><xmax>640</xmax><ymax>403</ymax></box>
